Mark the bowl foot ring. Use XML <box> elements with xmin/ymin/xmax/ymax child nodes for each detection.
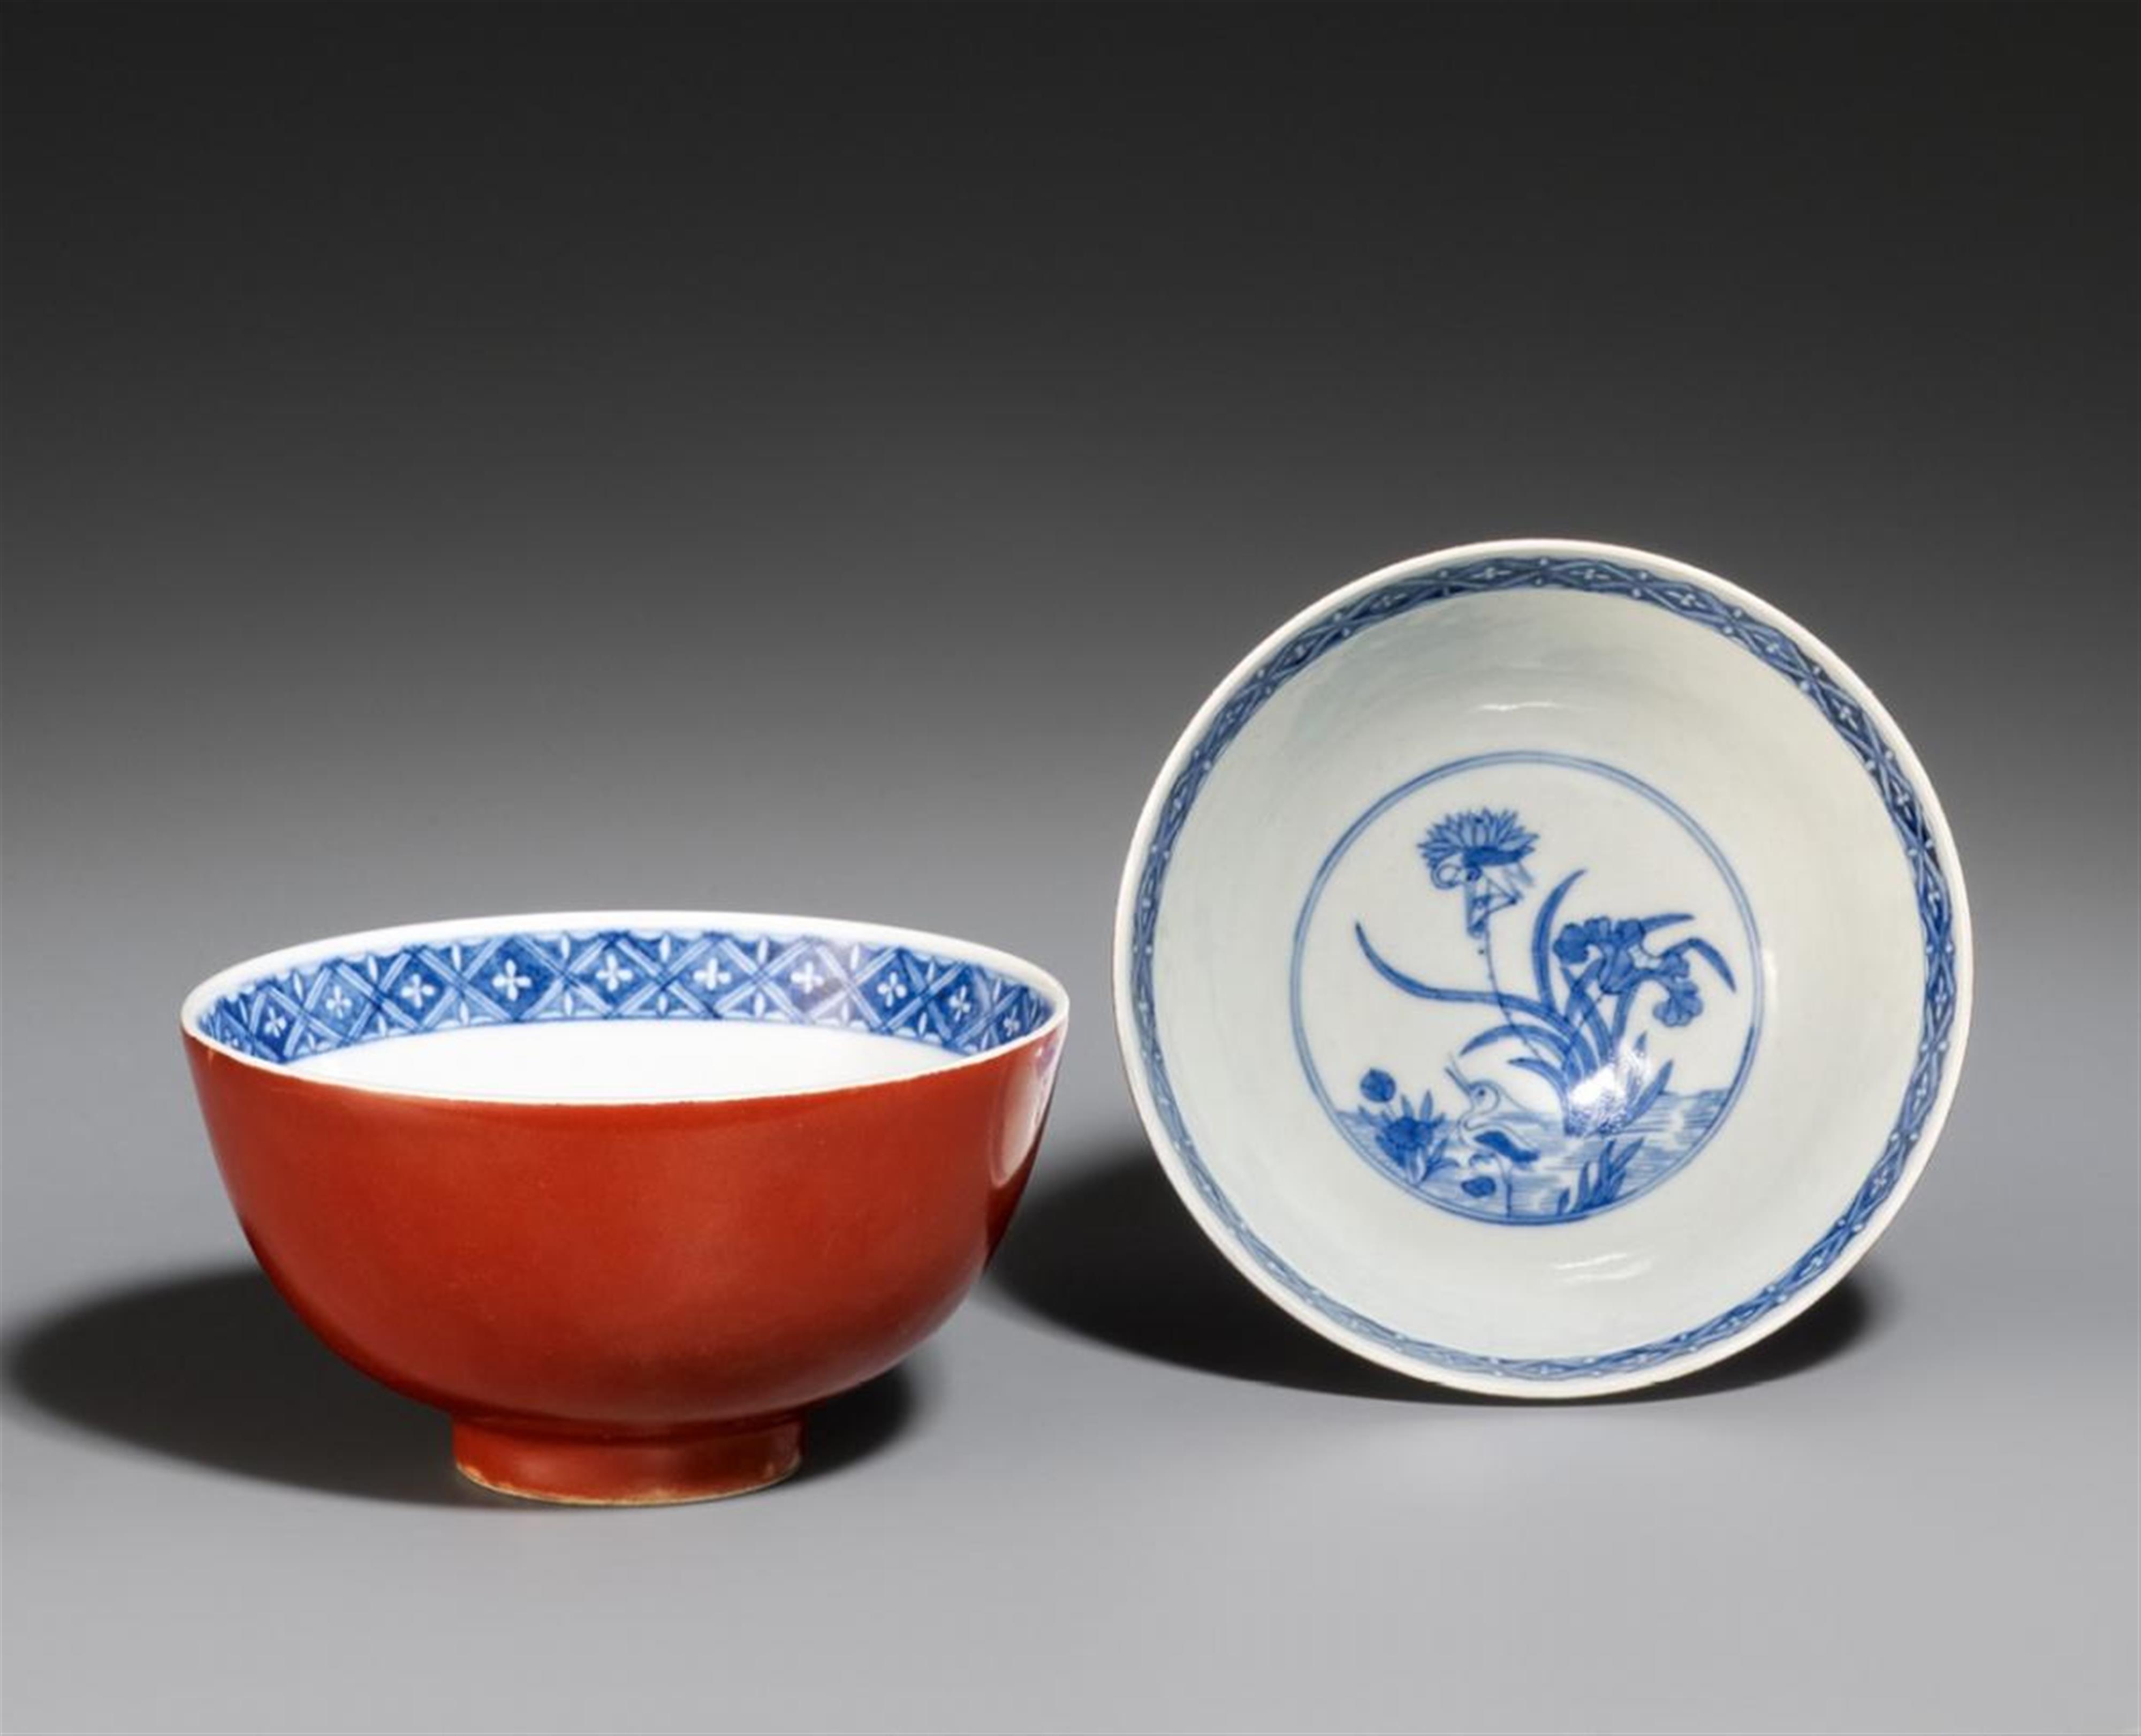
<box><xmin>452</xmin><ymin>1413</ymin><xmax>803</xmax><ymax>1506</ymax></box>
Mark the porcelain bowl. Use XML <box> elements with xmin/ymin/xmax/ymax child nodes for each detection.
<box><xmin>182</xmin><ymin>912</ymin><xmax>1065</xmax><ymax>1503</ymax></box>
<box><xmin>1116</xmin><ymin>540</ymin><xmax>1971</xmax><ymax>1397</ymax></box>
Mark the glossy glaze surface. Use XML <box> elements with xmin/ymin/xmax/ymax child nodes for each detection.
<box><xmin>1115</xmin><ymin>540</ymin><xmax>1971</xmax><ymax>1396</ymax></box>
<box><xmin>183</xmin><ymin>914</ymin><xmax>1064</xmax><ymax>1503</ymax></box>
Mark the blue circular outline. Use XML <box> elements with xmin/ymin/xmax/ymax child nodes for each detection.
<box><xmin>1289</xmin><ymin>751</ymin><xmax>1763</xmax><ymax>1225</ymax></box>
<box><xmin>1124</xmin><ymin>551</ymin><xmax>1962</xmax><ymax>1382</ymax></box>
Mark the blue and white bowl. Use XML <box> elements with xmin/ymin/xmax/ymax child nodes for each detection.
<box><xmin>1114</xmin><ymin>539</ymin><xmax>1971</xmax><ymax>1397</ymax></box>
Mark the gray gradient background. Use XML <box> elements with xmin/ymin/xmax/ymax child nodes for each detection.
<box><xmin>4</xmin><ymin>7</ymin><xmax>2136</xmax><ymax>1734</ymax></box>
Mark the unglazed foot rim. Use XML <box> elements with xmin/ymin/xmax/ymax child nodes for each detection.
<box><xmin>451</xmin><ymin>1414</ymin><xmax>804</xmax><ymax>1506</ymax></box>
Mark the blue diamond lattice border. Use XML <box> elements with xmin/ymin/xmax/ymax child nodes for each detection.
<box><xmin>199</xmin><ymin>926</ymin><xmax>1054</xmax><ymax>1066</ymax></box>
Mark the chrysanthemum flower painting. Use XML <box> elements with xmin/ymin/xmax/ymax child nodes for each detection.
<box><xmin>1417</xmin><ymin>808</ymin><xmax>1536</xmax><ymax>937</ymax></box>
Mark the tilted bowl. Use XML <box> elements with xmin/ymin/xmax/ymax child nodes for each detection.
<box><xmin>182</xmin><ymin>912</ymin><xmax>1065</xmax><ymax>1503</ymax></box>
<box><xmin>1116</xmin><ymin>539</ymin><xmax>1971</xmax><ymax>1396</ymax></box>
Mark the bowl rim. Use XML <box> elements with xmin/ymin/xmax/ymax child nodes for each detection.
<box><xmin>181</xmin><ymin>908</ymin><xmax>1069</xmax><ymax>1107</ymax></box>
<box><xmin>1111</xmin><ymin>536</ymin><xmax>1975</xmax><ymax>1398</ymax></box>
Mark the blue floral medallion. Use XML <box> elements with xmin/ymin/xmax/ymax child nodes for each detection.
<box><xmin>1290</xmin><ymin>753</ymin><xmax>1762</xmax><ymax>1224</ymax></box>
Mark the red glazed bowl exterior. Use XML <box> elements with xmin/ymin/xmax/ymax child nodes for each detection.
<box><xmin>183</xmin><ymin>1000</ymin><xmax>1060</xmax><ymax>1503</ymax></box>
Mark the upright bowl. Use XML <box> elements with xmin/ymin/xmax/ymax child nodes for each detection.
<box><xmin>1116</xmin><ymin>540</ymin><xmax>1971</xmax><ymax>1397</ymax></box>
<box><xmin>182</xmin><ymin>912</ymin><xmax>1066</xmax><ymax>1503</ymax></box>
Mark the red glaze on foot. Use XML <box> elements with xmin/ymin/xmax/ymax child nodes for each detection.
<box><xmin>452</xmin><ymin>1415</ymin><xmax>804</xmax><ymax>1505</ymax></box>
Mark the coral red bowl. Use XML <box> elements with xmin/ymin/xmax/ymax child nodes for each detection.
<box><xmin>180</xmin><ymin>912</ymin><xmax>1066</xmax><ymax>1505</ymax></box>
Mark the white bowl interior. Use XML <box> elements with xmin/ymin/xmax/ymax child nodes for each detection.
<box><xmin>1127</xmin><ymin>549</ymin><xmax>1964</xmax><ymax>1386</ymax></box>
<box><xmin>185</xmin><ymin>913</ymin><xmax>1063</xmax><ymax>1103</ymax></box>
<box><xmin>285</xmin><ymin>1021</ymin><xmax>964</xmax><ymax>1100</ymax></box>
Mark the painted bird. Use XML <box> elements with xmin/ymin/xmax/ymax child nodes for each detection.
<box><xmin>1443</xmin><ymin>1062</ymin><xmax>1540</xmax><ymax>1209</ymax></box>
